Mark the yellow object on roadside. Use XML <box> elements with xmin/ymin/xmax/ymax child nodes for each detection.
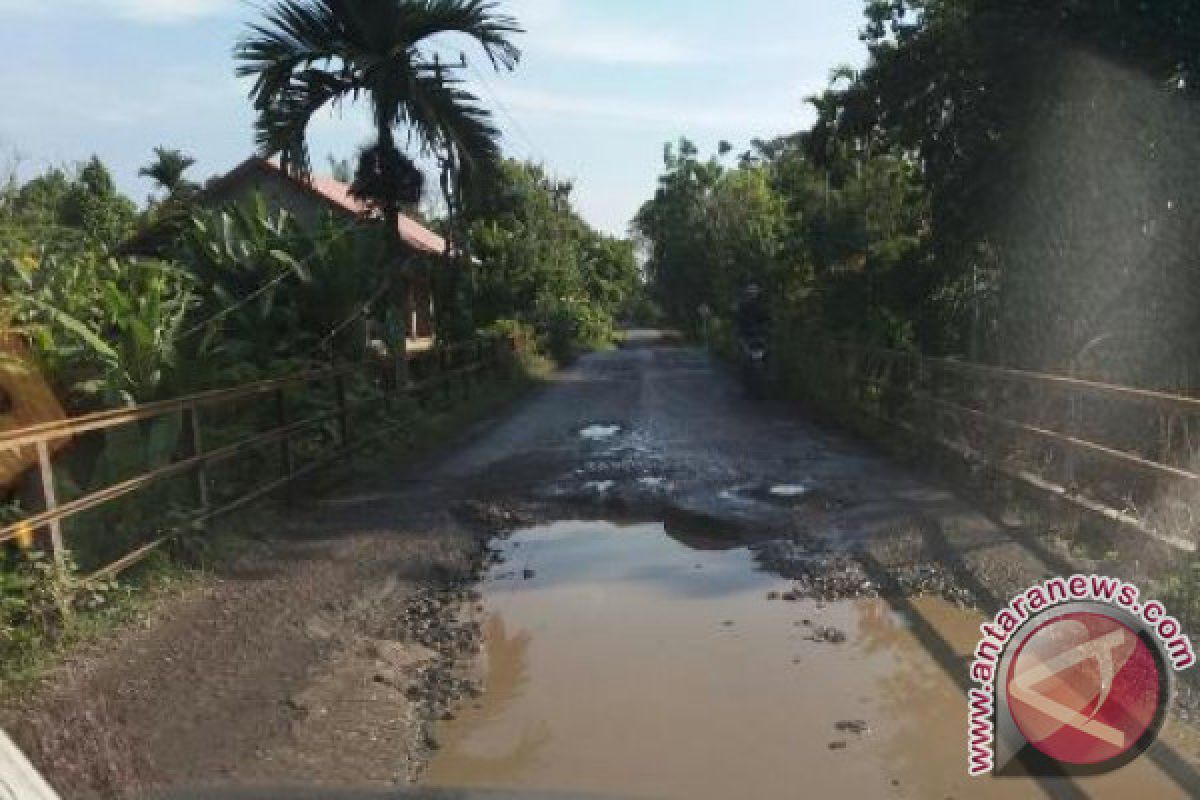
<box><xmin>13</xmin><ymin>520</ymin><xmax>34</xmax><ymax>550</ymax></box>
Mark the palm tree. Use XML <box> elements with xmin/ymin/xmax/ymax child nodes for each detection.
<box><xmin>235</xmin><ymin>0</ymin><xmax>522</xmax><ymax>237</ymax></box>
<box><xmin>139</xmin><ymin>147</ymin><xmax>198</xmax><ymax>197</ymax></box>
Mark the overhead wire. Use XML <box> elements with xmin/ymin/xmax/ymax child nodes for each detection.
<box><xmin>466</xmin><ymin>60</ymin><xmax>547</xmax><ymax>164</ymax></box>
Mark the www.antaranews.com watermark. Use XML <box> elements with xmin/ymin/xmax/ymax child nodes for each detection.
<box><xmin>967</xmin><ymin>574</ymin><xmax>1195</xmax><ymax>776</ymax></box>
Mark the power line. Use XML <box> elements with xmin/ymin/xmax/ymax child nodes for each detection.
<box><xmin>466</xmin><ymin>61</ymin><xmax>546</xmax><ymax>163</ymax></box>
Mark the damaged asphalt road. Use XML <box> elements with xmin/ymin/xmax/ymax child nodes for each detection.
<box><xmin>10</xmin><ymin>331</ymin><xmax>1200</xmax><ymax>798</ymax></box>
<box><xmin>436</xmin><ymin>331</ymin><xmax>1062</xmax><ymax>604</ymax></box>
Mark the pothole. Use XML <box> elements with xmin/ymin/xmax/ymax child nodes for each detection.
<box><xmin>720</xmin><ymin>482</ymin><xmax>850</xmax><ymax>510</ymax></box>
<box><xmin>579</xmin><ymin>423</ymin><xmax>622</xmax><ymax>440</ymax></box>
<box><xmin>423</xmin><ymin>520</ymin><xmax>994</xmax><ymax>799</ymax></box>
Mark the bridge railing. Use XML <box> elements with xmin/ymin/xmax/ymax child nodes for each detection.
<box><xmin>0</xmin><ymin>336</ymin><xmax>516</xmax><ymax>581</ymax></box>
<box><xmin>790</xmin><ymin>340</ymin><xmax>1200</xmax><ymax>555</ymax></box>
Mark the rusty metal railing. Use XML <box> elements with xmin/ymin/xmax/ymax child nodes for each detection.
<box><xmin>792</xmin><ymin>340</ymin><xmax>1200</xmax><ymax>553</ymax></box>
<box><xmin>0</xmin><ymin>336</ymin><xmax>516</xmax><ymax>580</ymax></box>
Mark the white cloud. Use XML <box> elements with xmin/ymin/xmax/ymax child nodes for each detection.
<box><xmin>493</xmin><ymin>86</ymin><xmax>811</xmax><ymax>134</ymax></box>
<box><xmin>506</xmin><ymin>0</ymin><xmax>699</xmax><ymax>66</ymax></box>
<box><xmin>0</xmin><ymin>0</ymin><xmax>235</xmax><ymax>24</ymax></box>
<box><xmin>103</xmin><ymin>0</ymin><xmax>235</xmax><ymax>23</ymax></box>
<box><xmin>8</xmin><ymin>68</ymin><xmax>243</xmax><ymax>128</ymax></box>
<box><xmin>536</xmin><ymin>28</ymin><xmax>700</xmax><ymax>66</ymax></box>
<box><xmin>505</xmin><ymin>0</ymin><xmax>835</xmax><ymax>68</ymax></box>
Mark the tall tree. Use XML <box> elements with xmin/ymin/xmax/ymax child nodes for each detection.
<box><xmin>139</xmin><ymin>147</ymin><xmax>198</xmax><ymax>198</ymax></box>
<box><xmin>235</xmin><ymin>0</ymin><xmax>522</xmax><ymax>238</ymax></box>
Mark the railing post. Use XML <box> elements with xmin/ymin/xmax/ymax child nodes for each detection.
<box><xmin>185</xmin><ymin>405</ymin><xmax>209</xmax><ymax>527</ymax></box>
<box><xmin>410</xmin><ymin>353</ymin><xmax>426</xmax><ymax>411</ymax></box>
<box><xmin>441</xmin><ymin>348</ymin><xmax>453</xmax><ymax>406</ymax></box>
<box><xmin>908</xmin><ymin>352</ymin><xmax>922</xmax><ymax>435</ymax></box>
<box><xmin>460</xmin><ymin>340</ymin><xmax>475</xmax><ymax>400</ymax></box>
<box><xmin>275</xmin><ymin>388</ymin><xmax>295</xmax><ymax>494</ymax></box>
<box><xmin>494</xmin><ymin>337</ymin><xmax>506</xmax><ymax>379</ymax></box>
<box><xmin>463</xmin><ymin>341</ymin><xmax>477</xmax><ymax>400</ymax></box>
<box><xmin>395</xmin><ymin>336</ymin><xmax>410</xmax><ymax>403</ymax></box>
<box><xmin>334</xmin><ymin>372</ymin><xmax>351</xmax><ymax>452</ymax></box>
<box><xmin>35</xmin><ymin>440</ymin><xmax>66</xmax><ymax>574</ymax></box>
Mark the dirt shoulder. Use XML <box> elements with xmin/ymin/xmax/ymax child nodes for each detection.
<box><xmin>1</xmin><ymin>378</ymin><xmax>544</xmax><ymax>799</ymax></box>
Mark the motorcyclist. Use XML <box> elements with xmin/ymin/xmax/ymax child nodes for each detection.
<box><xmin>735</xmin><ymin>282</ymin><xmax>769</xmax><ymax>346</ymax></box>
<box><xmin>735</xmin><ymin>282</ymin><xmax>770</xmax><ymax>395</ymax></box>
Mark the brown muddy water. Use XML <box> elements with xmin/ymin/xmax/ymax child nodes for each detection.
<box><xmin>423</xmin><ymin>521</ymin><xmax>1189</xmax><ymax>799</ymax></box>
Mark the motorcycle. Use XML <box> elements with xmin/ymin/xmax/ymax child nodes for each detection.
<box><xmin>738</xmin><ymin>334</ymin><xmax>769</xmax><ymax>398</ymax></box>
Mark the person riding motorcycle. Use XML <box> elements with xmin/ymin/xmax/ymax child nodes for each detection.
<box><xmin>735</xmin><ymin>283</ymin><xmax>770</xmax><ymax>394</ymax></box>
<box><xmin>735</xmin><ymin>282</ymin><xmax>769</xmax><ymax>345</ymax></box>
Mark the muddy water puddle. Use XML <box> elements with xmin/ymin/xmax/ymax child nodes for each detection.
<box><xmin>423</xmin><ymin>521</ymin><xmax>1189</xmax><ymax>799</ymax></box>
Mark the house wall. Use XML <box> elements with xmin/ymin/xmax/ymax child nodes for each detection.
<box><xmin>206</xmin><ymin>166</ymin><xmax>352</xmax><ymax>229</ymax></box>
<box><xmin>207</xmin><ymin>165</ymin><xmax>437</xmax><ymax>347</ymax></box>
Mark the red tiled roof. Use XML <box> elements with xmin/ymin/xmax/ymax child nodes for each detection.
<box><xmin>302</xmin><ymin>170</ymin><xmax>449</xmax><ymax>257</ymax></box>
<box><xmin>218</xmin><ymin>158</ymin><xmax>449</xmax><ymax>257</ymax></box>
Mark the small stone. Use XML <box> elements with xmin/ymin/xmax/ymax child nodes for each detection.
<box><xmin>828</xmin><ymin>740</ymin><xmax>848</xmax><ymax>750</ymax></box>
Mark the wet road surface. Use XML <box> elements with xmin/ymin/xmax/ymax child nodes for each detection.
<box><xmin>420</xmin><ymin>334</ymin><xmax>1200</xmax><ymax>799</ymax></box>
<box><xmin>424</xmin><ymin>522</ymin><xmax>1184</xmax><ymax>799</ymax></box>
<box><xmin>34</xmin><ymin>333</ymin><xmax>1199</xmax><ymax>797</ymax></box>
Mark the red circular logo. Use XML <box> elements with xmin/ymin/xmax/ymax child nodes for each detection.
<box><xmin>1006</xmin><ymin>611</ymin><xmax>1164</xmax><ymax>765</ymax></box>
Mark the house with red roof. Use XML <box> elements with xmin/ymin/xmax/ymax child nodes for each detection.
<box><xmin>202</xmin><ymin>157</ymin><xmax>447</xmax><ymax>352</ymax></box>
<box><xmin>130</xmin><ymin>156</ymin><xmax>448</xmax><ymax>353</ymax></box>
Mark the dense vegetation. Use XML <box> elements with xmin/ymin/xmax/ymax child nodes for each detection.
<box><xmin>1</xmin><ymin>153</ymin><xmax>636</xmax><ymax>414</ymax></box>
<box><xmin>636</xmin><ymin>0</ymin><xmax>1200</xmax><ymax>388</ymax></box>
<box><xmin>0</xmin><ymin>0</ymin><xmax>647</xmax><ymax>664</ymax></box>
<box><xmin>467</xmin><ymin>161</ymin><xmax>640</xmax><ymax>361</ymax></box>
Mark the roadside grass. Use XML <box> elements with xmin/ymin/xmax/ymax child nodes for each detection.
<box><xmin>0</xmin><ymin>351</ymin><xmax>554</xmax><ymax>696</ymax></box>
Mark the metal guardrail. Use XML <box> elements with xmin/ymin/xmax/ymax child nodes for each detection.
<box><xmin>0</xmin><ymin>337</ymin><xmax>515</xmax><ymax>580</ymax></box>
<box><xmin>799</xmin><ymin>341</ymin><xmax>1200</xmax><ymax>553</ymax></box>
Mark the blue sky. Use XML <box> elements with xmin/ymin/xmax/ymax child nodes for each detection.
<box><xmin>0</xmin><ymin>0</ymin><xmax>868</xmax><ymax>235</ymax></box>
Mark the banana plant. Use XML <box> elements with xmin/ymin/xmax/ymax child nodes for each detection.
<box><xmin>2</xmin><ymin>249</ymin><xmax>197</xmax><ymax>407</ymax></box>
<box><xmin>178</xmin><ymin>195</ymin><xmax>317</xmax><ymax>369</ymax></box>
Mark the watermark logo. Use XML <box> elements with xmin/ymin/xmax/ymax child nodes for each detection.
<box><xmin>967</xmin><ymin>575</ymin><xmax>1193</xmax><ymax>776</ymax></box>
